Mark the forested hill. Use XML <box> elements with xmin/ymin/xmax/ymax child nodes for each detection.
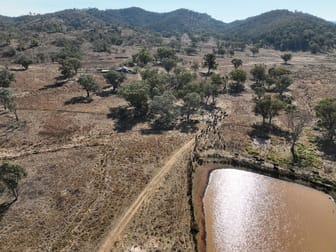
<box><xmin>1</xmin><ymin>8</ymin><xmax>336</xmax><ymax>52</ymax></box>
<box><xmin>72</xmin><ymin>7</ymin><xmax>225</xmax><ymax>34</ymax></box>
<box><xmin>221</xmin><ymin>10</ymin><xmax>336</xmax><ymax>52</ymax></box>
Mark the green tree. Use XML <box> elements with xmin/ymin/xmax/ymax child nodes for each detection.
<box><xmin>231</xmin><ymin>58</ymin><xmax>243</xmax><ymax>69</ymax></box>
<box><xmin>59</xmin><ymin>58</ymin><xmax>81</xmax><ymax>79</ymax></box>
<box><xmin>15</xmin><ymin>55</ymin><xmax>33</xmax><ymax>70</ymax></box>
<box><xmin>156</xmin><ymin>47</ymin><xmax>177</xmax><ymax>61</ymax></box>
<box><xmin>183</xmin><ymin>92</ymin><xmax>201</xmax><ymax>121</ymax></box>
<box><xmin>149</xmin><ymin>92</ymin><xmax>179</xmax><ymax>129</ymax></box>
<box><xmin>250</xmin><ymin>64</ymin><xmax>267</xmax><ymax>86</ymax></box>
<box><xmin>254</xmin><ymin>95</ymin><xmax>285</xmax><ymax>126</ymax></box>
<box><xmin>104</xmin><ymin>71</ymin><xmax>126</xmax><ymax>92</ymax></box>
<box><xmin>0</xmin><ymin>88</ymin><xmax>10</xmax><ymax>110</ymax></box>
<box><xmin>6</xmin><ymin>94</ymin><xmax>18</xmax><ymax>121</ymax></box>
<box><xmin>275</xmin><ymin>75</ymin><xmax>293</xmax><ymax>98</ymax></box>
<box><xmin>268</xmin><ymin>67</ymin><xmax>291</xmax><ymax>78</ymax></box>
<box><xmin>170</xmin><ymin>67</ymin><xmax>197</xmax><ymax>94</ymax></box>
<box><xmin>119</xmin><ymin>81</ymin><xmax>149</xmax><ymax>114</ymax></box>
<box><xmin>78</xmin><ymin>75</ymin><xmax>99</xmax><ymax>97</ymax></box>
<box><xmin>281</xmin><ymin>53</ymin><xmax>292</xmax><ymax>64</ymax></box>
<box><xmin>57</xmin><ymin>45</ymin><xmax>82</xmax><ymax>61</ymax></box>
<box><xmin>203</xmin><ymin>53</ymin><xmax>217</xmax><ymax>74</ymax></box>
<box><xmin>0</xmin><ymin>88</ymin><xmax>18</xmax><ymax>120</ymax></box>
<box><xmin>315</xmin><ymin>98</ymin><xmax>336</xmax><ymax>141</ymax></box>
<box><xmin>250</xmin><ymin>46</ymin><xmax>259</xmax><ymax>57</ymax></box>
<box><xmin>132</xmin><ymin>49</ymin><xmax>153</xmax><ymax>67</ymax></box>
<box><xmin>201</xmin><ymin>81</ymin><xmax>213</xmax><ymax>104</ymax></box>
<box><xmin>267</xmin><ymin>67</ymin><xmax>291</xmax><ymax>90</ymax></box>
<box><xmin>254</xmin><ymin>87</ymin><xmax>266</xmax><ymax>99</ymax></box>
<box><xmin>229</xmin><ymin>69</ymin><xmax>246</xmax><ymax>93</ymax></box>
<box><xmin>141</xmin><ymin>69</ymin><xmax>168</xmax><ymax>99</ymax></box>
<box><xmin>161</xmin><ymin>58</ymin><xmax>177</xmax><ymax>73</ymax></box>
<box><xmin>209</xmin><ymin>74</ymin><xmax>224</xmax><ymax>103</ymax></box>
<box><xmin>0</xmin><ymin>69</ymin><xmax>15</xmax><ymax>88</ymax></box>
<box><xmin>0</xmin><ymin>162</ymin><xmax>27</xmax><ymax>203</ymax></box>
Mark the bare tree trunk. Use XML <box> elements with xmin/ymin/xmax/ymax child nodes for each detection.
<box><xmin>13</xmin><ymin>110</ymin><xmax>19</xmax><ymax>121</ymax></box>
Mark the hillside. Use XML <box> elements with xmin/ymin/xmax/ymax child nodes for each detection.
<box><xmin>221</xmin><ymin>10</ymin><xmax>336</xmax><ymax>52</ymax></box>
<box><xmin>1</xmin><ymin>8</ymin><xmax>336</xmax><ymax>52</ymax></box>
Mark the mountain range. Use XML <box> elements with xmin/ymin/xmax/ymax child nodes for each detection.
<box><xmin>1</xmin><ymin>7</ymin><xmax>336</xmax><ymax>52</ymax></box>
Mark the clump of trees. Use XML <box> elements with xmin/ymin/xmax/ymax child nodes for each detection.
<box><xmin>254</xmin><ymin>94</ymin><xmax>285</xmax><ymax>126</ymax></box>
<box><xmin>57</xmin><ymin>45</ymin><xmax>82</xmax><ymax>79</ymax></box>
<box><xmin>250</xmin><ymin>65</ymin><xmax>292</xmax><ymax>97</ymax></box>
<box><xmin>132</xmin><ymin>48</ymin><xmax>153</xmax><ymax>67</ymax></box>
<box><xmin>117</xmin><ymin>54</ymin><xmax>227</xmax><ymax>128</ymax></box>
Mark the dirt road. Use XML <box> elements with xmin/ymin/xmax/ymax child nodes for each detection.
<box><xmin>97</xmin><ymin>138</ymin><xmax>194</xmax><ymax>252</ymax></box>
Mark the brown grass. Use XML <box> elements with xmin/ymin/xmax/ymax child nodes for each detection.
<box><xmin>0</xmin><ymin>43</ymin><xmax>335</xmax><ymax>252</ymax></box>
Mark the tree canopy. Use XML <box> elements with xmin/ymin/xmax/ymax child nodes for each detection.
<box><xmin>203</xmin><ymin>53</ymin><xmax>217</xmax><ymax>74</ymax></box>
<box><xmin>0</xmin><ymin>69</ymin><xmax>15</xmax><ymax>88</ymax></box>
<box><xmin>104</xmin><ymin>70</ymin><xmax>126</xmax><ymax>92</ymax></box>
<box><xmin>254</xmin><ymin>95</ymin><xmax>285</xmax><ymax>125</ymax></box>
<box><xmin>119</xmin><ymin>81</ymin><xmax>149</xmax><ymax>114</ymax></box>
<box><xmin>281</xmin><ymin>53</ymin><xmax>292</xmax><ymax>64</ymax></box>
<box><xmin>149</xmin><ymin>92</ymin><xmax>179</xmax><ymax>129</ymax></box>
<box><xmin>15</xmin><ymin>55</ymin><xmax>33</xmax><ymax>70</ymax></box>
<box><xmin>0</xmin><ymin>162</ymin><xmax>26</xmax><ymax>202</ymax></box>
<box><xmin>231</xmin><ymin>58</ymin><xmax>243</xmax><ymax>69</ymax></box>
<box><xmin>78</xmin><ymin>75</ymin><xmax>99</xmax><ymax>97</ymax></box>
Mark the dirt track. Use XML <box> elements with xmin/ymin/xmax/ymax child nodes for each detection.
<box><xmin>97</xmin><ymin>138</ymin><xmax>194</xmax><ymax>252</ymax></box>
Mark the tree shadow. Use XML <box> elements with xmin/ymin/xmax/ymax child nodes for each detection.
<box><xmin>316</xmin><ymin>138</ymin><xmax>336</xmax><ymax>161</ymax></box>
<box><xmin>107</xmin><ymin>106</ymin><xmax>147</xmax><ymax>132</ymax></box>
<box><xmin>140</xmin><ymin>128</ymin><xmax>165</xmax><ymax>135</ymax></box>
<box><xmin>229</xmin><ymin>83</ymin><xmax>245</xmax><ymax>96</ymax></box>
<box><xmin>64</xmin><ymin>96</ymin><xmax>93</xmax><ymax>105</ymax></box>
<box><xmin>9</xmin><ymin>68</ymin><xmax>25</xmax><ymax>72</ymax></box>
<box><xmin>96</xmin><ymin>86</ymin><xmax>115</xmax><ymax>97</ymax></box>
<box><xmin>0</xmin><ymin>199</ymin><xmax>16</xmax><ymax>220</ymax></box>
<box><xmin>39</xmin><ymin>80</ymin><xmax>67</xmax><ymax>91</ymax></box>
<box><xmin>55</xmin><ymin>75</ymin><xmax>67</xmax><ymax>81</ymax></box>
<box><xmin>249</xmin><ymin>123</ymin><xmax>290</xmax><ymax>140</ymax></box>
<box><xmin>201</xmin><ymin>103</ymin><xmax>218</xmax><ymax>112</ymax></box>
<box><xmin>175</xmin><ymin>119</ymin><xmax>198</xmax><ymax>133</ymax></box>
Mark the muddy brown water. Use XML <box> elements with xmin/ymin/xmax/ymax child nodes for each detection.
<box><xmin>203</xmin><ymin>169</ymin><xmax>336</xmax><ymax>252</ymax></box>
